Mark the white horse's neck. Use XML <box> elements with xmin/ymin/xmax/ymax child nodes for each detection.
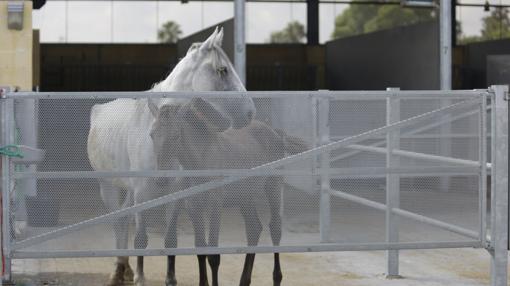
<box><xmin>147</xmin><ymin>57</ymin><xmax>195</xmax><ymax>109</ymax></box>
<box><xmin>152</xmin><ymin>56</ymin><xmax>194</xmax><ymax>92</ymax></box>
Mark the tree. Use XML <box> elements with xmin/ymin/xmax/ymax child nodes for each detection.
<box><xmin>269</xmin><ymin>21</ymin><xmax>306</xmax><ymax>43</ymax></box>
<box><xmin>331</xmin><ymin>2</ymin><xmax>434</xmax><ymax>40</ymax></box>
<box><xmin>481</xmin><ymin>7</ymin><xmax>510</xmax><ymax>40</ymax></box>
<box><xmin>459</xmin><ymin>8</ymin><xmax>510</xmax><ymax>44</ymax></box>
<box><xmin>158</xmin><ymin>21</ymin><xmax>182</xmax><ymax>44</ymax></box>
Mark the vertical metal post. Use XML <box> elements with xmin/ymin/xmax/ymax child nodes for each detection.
<box><xmin>479</xmin><ymin>94</ymin><xmax>487</xmax><ymax>246</ymax></box>
<box><xmin>306</xmin><ymin>0</ymin><xmax>319</xmax><ymax>45</ymax></box>
<box><xmin>490</xmin><ymin>85</ymin><xmax>508</xmax><ymax>286</ymax></box>
<box><xmin>234</xmin><ymin>0</ymin><xmax>246</xmax><ymax>84</ymax></box>
<box><xmin>386</xmin><ymin>87</ymin><xmax>401</xmax><ymax>278</ymax></box>
<box><xmin>1</xmin><ymin>88</ymin><xmax>14</xmax><ymax>283</ymax></box>
<box><xmin>440</xmin><ymin>0</ymin><xmax>452</xmax><ymax>90</ymax></box>
<box><xmin>440</xmin><ymin>0</ymin><xmax>452</xmax><ymax>192</ymax></box>
<box><xmin>317</xmin><ymin>96</ymin><xmax>331</xmax><ymax>243</ymax></box>
<box><xmin>16</xmin><ymin>97</ymin><xmax>39</xmax><ymax>222</ymax></box>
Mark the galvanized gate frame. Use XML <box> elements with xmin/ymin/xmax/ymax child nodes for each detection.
<box><xmin>0</xmin><ymin>87</ymin><xmax>508</xmax><ymax>286</ymax></box>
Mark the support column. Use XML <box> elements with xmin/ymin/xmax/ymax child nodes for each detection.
<box><xmin>490</xmin><ymin>85</ymin><xmax>508</xmax><ymax>286</ymax></box>
<box><xmin>307</xmin><ymin>0</ymin><xmax>319</xmax><ymax>45</ymax></box>
<box><xmin>1</xmin><ymin>88</ymin><xmax>15</xmax><ymax>284</ymax></box>
<box><xmin>439</xmin><ymin>0</ymin><xmax>453</xmax><ymax>192</ymax></box>
<box><xmin>234</xmin><ymin>0</ymin><xmax>246</xmax><ymax>84</ymax></box>
<box><xmin>386</xmin><ymin>87</ymin><xmax>401</xmax><ymax>278</ymax></box>
<box><xmin>440</xmin><ymin>0</ymin><xmax>452</xmax><ymax>90</ymax></box>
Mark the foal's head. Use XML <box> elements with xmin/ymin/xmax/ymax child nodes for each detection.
<box><xmin>150</xmin><ymin>98</ymin><xmax>231</xmax><ymax>169</ymax></box>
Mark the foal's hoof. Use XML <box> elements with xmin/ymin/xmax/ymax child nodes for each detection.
<box><xmin>165</xmin><ymin>277</ymin><xmax>177</xmax><ymax>286</ymax></box>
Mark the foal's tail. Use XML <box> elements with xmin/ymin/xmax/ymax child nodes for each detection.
<box><xmin>273</xmin><ymin>128</ymin><xmax>310</xmax><ymax>155</ymax></box>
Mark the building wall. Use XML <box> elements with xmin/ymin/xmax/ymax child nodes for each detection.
<box><xmin>0</xmin><ymin>1</ymin><xmax>33</xmax><ymax>90</ymax></box>
<box><xmin>41</xmin><ymin>43</ymin><xmax>178</xmax><ymax>66</ymax></box>
<box><xmin>40</xmin><ymin>44</ymin><xmax>178</xmax><ymax>91</ymax></box>
<box><xmin>326</xmin><ymin>21</ymin><xmax>440</xmax><ymax>90</ymax></box>
<box><xmin>460</xmin><ymin>39</ymin><xmax>510</xmax><ymax>89</ymax></box>
<box><xmin>40</xmin><ymin>43</ymin><xmax>324</xmax><ymax>91</ymax></box>
<box><xmin>177</xmin><ymin>19</ymin><xmax>234</xmax><ymax>61</ymax></box>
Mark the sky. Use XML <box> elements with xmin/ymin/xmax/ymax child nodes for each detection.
<box><xmin>31</xmin><ymin>0</ymin><xmax>508</xmax><ymax>44</ymax></box>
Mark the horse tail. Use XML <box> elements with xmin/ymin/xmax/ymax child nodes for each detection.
<box><xmin>273</xmin><ymin>128</ymin><xmax>309</xmax><ymax>155</ymax></box>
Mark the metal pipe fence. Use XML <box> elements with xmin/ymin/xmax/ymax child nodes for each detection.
<box><xmin>0</xmin><ymin>87</ymin><xmax>507</xmax><ymax>285</ymax></box>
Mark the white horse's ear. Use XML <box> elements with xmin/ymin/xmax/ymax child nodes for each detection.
<box><xmin>148</xmin><ymin>98</ymin><xmax>159</xmax><ymax>117</ymax></box>
<box><xmin>215</xmin><ymin>27</ymin><xmax>224</xmax><ymax>47</ymax></box>
<box><xmin>200</xmin><ymin>27</ymin><xmax>219</xmax><ymax>52</ymax></box>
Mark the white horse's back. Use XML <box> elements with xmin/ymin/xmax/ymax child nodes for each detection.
<box><xmin>88</xmin><ymin>98</ymin><xmax>155</xmax><ymax>190</ymax></box>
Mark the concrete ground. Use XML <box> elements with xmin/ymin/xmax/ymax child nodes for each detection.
<box><xmin>11</xmin><ymin>248</ymin><xmax>508</xmax><ymax>286</ymax></box>
<box><xmin>10</xmin><ymin>189</ymin><xmax>497</xmax><ymax>286</ymax></box>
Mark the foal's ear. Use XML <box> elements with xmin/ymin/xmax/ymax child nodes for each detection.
<box><xmin>200</xmin><ymin>27</ymin><xmax>219</xmax><ymax>53</ymax></box>
<box><xmin>148</xmin><ymin>98</ymin><xmax>159</xmax><ymax>117</ymax></box>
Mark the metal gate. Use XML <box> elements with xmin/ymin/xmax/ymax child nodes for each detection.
<box><xmin>1</xmin><ymin>87</ymin><xmax>508</xmax><ymax>285</ymax></box>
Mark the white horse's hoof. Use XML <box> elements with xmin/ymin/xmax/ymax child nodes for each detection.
<box><xmin>134</xmin><ymin>274</ymin><xmax>145</xmax><ymax>286</ymax></box>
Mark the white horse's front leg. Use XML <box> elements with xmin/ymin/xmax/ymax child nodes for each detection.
<box><xmin>100</xmin><ymin>181</ymin><xmax>134</xmax><ymax>286</ymax></box>
<box><xmin>134</xmin><ymin>186</ymin><xmax>151</xmax><ymax>286</ymax></box>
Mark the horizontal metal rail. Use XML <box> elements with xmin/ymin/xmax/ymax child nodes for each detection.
<box><xmin>346</xmin><ymin>144</ymin><xmax>482</xmax><ymax>168</ymax></box>
<box><xmin>6</xmin><ymin>90</ymin><xmax>488</xmax><ymax>100</ymax></box>
<box><xmin>12</xmin><ymin>241</ymin><xmax>482</xmax><ymax>259</ymax></box>
<box><xmin>329</xmin><ymin>188</ymin><xmax>479</xmax><ymax>239</ymax></box>
<box><xmin>12</xmin><ymin>98</ymin><xmax>480</xmax><ymax>251</ymax></box>
<box><xmin>14</xmin><ymin>166</ymin><xmax>479</xmax><ymax>179</ymax></box>
<box><xmin>331</xmin><ymin>133</ymin><xmax>488</xmax><ymax>140</ymax></box>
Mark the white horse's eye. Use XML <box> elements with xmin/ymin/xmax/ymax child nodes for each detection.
<box><xmin>217</xmin><ymin>66</ymin><xmax>228</xmax><ymax>76</ymax></box>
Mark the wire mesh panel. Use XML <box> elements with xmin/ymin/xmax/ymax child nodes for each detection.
<box><xmin>4</xmin><ymin>90</ymin><xmax>486</xmax><ymax>258</ymax></box>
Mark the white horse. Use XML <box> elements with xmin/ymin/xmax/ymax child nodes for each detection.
<box><xmin>87</xmin><ymin>28</ymin><xmax>255</xmax><ymax>286</ymax></box>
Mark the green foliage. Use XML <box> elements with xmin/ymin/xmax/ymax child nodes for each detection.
<box><xmin>331</xmin><ymin>2</ymin><xmax>434</xmax><ymax>39</ymax></box>
<box><xmin>158</xmin><ymin>21</ymin><xmax>182</xmax><ymax>44</ymax></box>
<box><xmin>458</xmin><ymin>8</ymin><xmax>510</xmax><ymax>44</ymax></box>
<box><xmin>269</xmin><ymin>21</ymin><xmax>306</xmax><ymax>43</ymax></box>
<box><xmin>481</xmin><ymin>8</ymin><xmax>510</xmax><ymax>40</ymax></box>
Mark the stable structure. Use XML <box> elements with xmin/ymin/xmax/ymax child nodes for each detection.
<box><xmin>0</xmin><ymin>86</ymin><xmax>508</xmax><ymax>285</ymax></box>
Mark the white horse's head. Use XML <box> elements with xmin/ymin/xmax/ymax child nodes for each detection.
<box><xmin>150</xmin><ymin>27</ymin><xmax>255</xmax><ymax>130</ymax></box>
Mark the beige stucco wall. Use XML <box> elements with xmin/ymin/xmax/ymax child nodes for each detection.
<box><xmin>0</xmin><ymin>1</ymin><xmax>33</xmax><ymax>90</ymax></box>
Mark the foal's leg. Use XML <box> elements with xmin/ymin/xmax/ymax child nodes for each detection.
<box><xmin>165</xmin><ymin>203</ymin><xmax>183</xmax><ymax>286</ymax></box>
<box><xmin>208</xmin><ymin>195</ymin><xmax>222</xmax><ymax>286</ymax></box>
<box><xmin>100</xmin><ymin>181</ymin><xmax>133</xmax><ymax>286</ymax></box>
<box><xmin>188</xmin><ymin>197</ymin><xmax>210</xmax><ymax>286</ymax></box>
<box><xmin>265</xmin><ymin>177</ymin><xmax>283</xmax><ymax>286</ymax></box>
<box><xmin>239</xmin><ymin>199</ymin><xmax>263</xmax><ymax>286</ymax></box>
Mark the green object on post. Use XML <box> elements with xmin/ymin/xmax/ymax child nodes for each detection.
<box><xmin>0</xmin><ymin>145</ymin><xmax>24</xmax><ymax>158</ymax></box>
